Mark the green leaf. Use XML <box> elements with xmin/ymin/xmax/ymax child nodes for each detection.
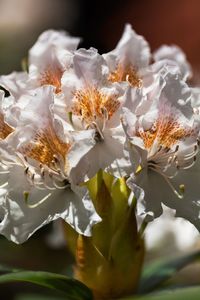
<box><xmin>0</xmin><ymin>264</ymin><xmax>21</xmax><ymax>274</ymax></box>
<box><xmin>15</xmin><ymin>294</ymin><xmax>66</xmax><ymax>300</ymax></box>
<box><xmin>139</xmin><ymin>250</ymin><xmax>200</xmax><ymax>294</ymax></box>
<box><xmin>126</xmin><ymin>286</ymin><xmax>200</xmax><ymax>300</ymax></box>
<box><xmin>0</xmin><ymin>271</ymin><xmax>93</xmax><ymax>300</ymax></box>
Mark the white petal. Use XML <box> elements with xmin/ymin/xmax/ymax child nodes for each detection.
<box><xmin>29</xmin><ymin>30</ymin><xmax>80</xmax><ymax>67</ymax></box>
<box><xmin>0</xmin><ymin>165</ymin><xmax>100</xmax><ymax>243</ymax></box>
<box><xmin>153</xmin><ymin>45</ymin><xmax>192</xmax><ymax>80</ymax></box>
<box><xmin>73</xmin><ymin>47</ymin><xmax>108</xmax><ymax>86</ymax></box>
<box><xmin>103</xmin><ymin>23</ymin><xmax>150</xmax><ymax>71</ymax></box>
<box><xmin>0</xmin><ymin>72</ymin><xmax>28</xmax><ymax>99</ymax></box>
<box><xmin>127</xmin><ymin>172</ymin><xmax>163</xmax><ymax>222</ymax></box>
<box><xmin>161</xmin><ymin>72</ymin><xmax>193</xmax><ymax>119</ymax></box>
<box><xmin>68</xmin><ymin>128</ymin><xmax>126</xmax><ymax>184</ymax></box>
<box><xmin>11</xmin><ymin>85</ymin><xmax>54</xmax><ymax>128</ymax></box>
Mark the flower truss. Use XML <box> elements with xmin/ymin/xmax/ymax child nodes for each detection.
<box><xmin>0</xmin><ymin>23</ymin><xmax>200</xmax><ymax>299</ymax></box>
<box><xmin>0</xmin><ymin>24</ymin><xmax>200</xmax><ymax>244</ymax></box>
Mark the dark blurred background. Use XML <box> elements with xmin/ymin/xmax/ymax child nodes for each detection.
<box><xmin>1</xmin><ymin>0</ymin><xmax>200</xmax><ymax>77</ymax></box>
<box><xmin>1</xmin><ymin>0</ymin><xmax>200</xmax><ymax>298</ymax></box>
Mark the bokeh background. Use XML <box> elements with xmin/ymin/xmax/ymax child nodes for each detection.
<box><xmin>1</xmin><ymin>0</ymin><xmax>200</xmax><ymax>76</ymax></box>
<box><xmin>1</xmin><ymin>0</ymin><xmax>200</xmax><ymax>299</ymax></box>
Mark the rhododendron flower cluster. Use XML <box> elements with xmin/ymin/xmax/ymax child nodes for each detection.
<box><xmin>0</xmin><ymin>24</ymin><xmax>200</xmax><ymax>246</ymax></box>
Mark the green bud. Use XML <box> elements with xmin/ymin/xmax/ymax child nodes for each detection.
<box><xmin>65</xmin><ymin>171</ymin><xmax>144</xmax><ymax>299</ymax></box>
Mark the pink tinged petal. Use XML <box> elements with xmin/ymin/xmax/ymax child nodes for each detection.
<box><xmin>72</xmin><ymin>47</ymin><xmax>108</xmax><ymax>86</ymax></box>
<box><xmin>29</xmin><ymin>30</ymin><xmax>80</xmax><ymax>93</ymax></box>
<box><xmin>104</xmin><ymin>24</ymin><xmax>150</xmax><ymax>87</ymax></box>
<box><xmin>113</xmin><ymin>24</ymin><xmax>151</xmax><ymax>68</ymax></box>
<box><xmin>153</xmin><ymin>45</ymin><xmax>192</xmax><ymax>81</ymax></box>
<box><xmin>29</xmin><ymin>30</ymin><xmax>80</xmax><ymax>62</ymax></box>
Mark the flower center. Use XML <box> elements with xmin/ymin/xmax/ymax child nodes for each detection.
<box><xmin>40</xmin><ymin>66</ymin><xmax>63</xmax><ymax>94</ymax></box>
<box><xmin>0</xmin><ymin>113</ymin><xmax>13</xmax><ymax>140</ymax></box>
<box><xmin>108</xmin><ymin>64</ymin><xmax>142</xmax><ymax>88</ymax></box>
<box><xmin>20</xmin><ymin>126</ymin><xmax>71</xmax><ymax>189</ymax></box>
<box><xmin>138</xmin><ymin>118</ymin><xmax>193</xmax><ymax>151</ymax></box>
<box><xmin>22</xmin><ymin>129</ymin><xmax>69</xmax><ymax>166</ymax></box>
<box><xmin>72</xmin><ymin>86</ymin><xmax>120</xmax><ymax>129</ymax></box>
<box><xmin>136</xmin><ymin>101</ymin><xmax>198</xmax><ymax>198</ymax></box>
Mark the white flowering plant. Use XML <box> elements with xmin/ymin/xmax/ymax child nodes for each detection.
<box><xmin>0</xmin><ymin>25</ymin><xmax>200</xmax><ymax>300</ymax></box>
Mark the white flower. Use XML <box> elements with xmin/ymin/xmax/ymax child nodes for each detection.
<box><xmin>0</xmin><ymin>86</ymin><xmax>101</xmax><ymax>243</ymax></box>
<box><xmin>103</xmin><ymin>23</ymin><xmax>150</xmax><ymax>89</ymax></box>
<box><xmin>122</xmin><ymin>71</ymin><xmax>200</xmax><ymax>229</ymax></box>
<box><xmin>0</xmin><ymin>30</ymin><xmax>80</xmax><ymax>100</ymax></box>
<box><xmin>55</xmin><ymin>47</ymin><xmax>130</xmax><ymax>183</ymax></box>
<box><xmin>28</xmin><ymin>29</ymin><xmax>80</xmax><ymax>93</ymax></box>
<box><xmin>102</xmin><ymin>24</ymin><xmax>178</xmax><ymax>132</ymax></box>
<box><xmin>103</xmin><ymin>24</ymin><xmax>190</xmax><ymax>105</ymax></box>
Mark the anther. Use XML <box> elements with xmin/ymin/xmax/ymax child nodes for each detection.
<box><xmin>24</xmin><ymin>166</ymin><xmax>29</xmax><ymax>174</ymax></box>
<box><xmin>31</xmin><ymin>173</ymin><xmax>35</xmax><ymax>181</ymax></box>
<box><xmin>53</xmin><ymin>155</ymin><xmax>59</xmax><ymax>163</ymax></box>
<box><xmin>179</xmin><ymin>184</ymin><xmax>185</xmax><ymax>194</ymax></box>
<box><xmin>101</xmin><ymin>107</ymin><xmax>108</xmax><ymax>120</ymax></box>
<box><xmin>41</xmin><ymin>168</ymin><xmax>45</xmax><ymax>178</ymax></box>
<box><xmin>175</xmin><ymin>145</ymin><xmax>179</xmax><ymax>152</ymax></box>
<box><xmin>168</xmin><ymin>156</ymin><xmax>173</xmax><ymax>164</ymax></box>
<box><xmin>94</xmin><ymin>130</ymin><xmax>103</xmax><ymax>142</ymax></box>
